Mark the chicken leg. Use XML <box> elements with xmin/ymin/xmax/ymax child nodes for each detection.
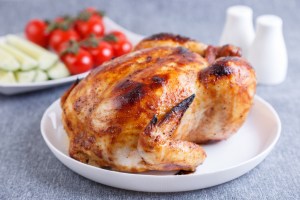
<box><xmin>138</xmin><ymin>94</ymin><xmax>206</xmax><ymax>171</ymax></box>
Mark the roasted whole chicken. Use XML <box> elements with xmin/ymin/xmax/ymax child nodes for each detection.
<box><xmin>61</xmin><ymin>33</ymin><xmax>256</xmax><ymax>172</ymax></box>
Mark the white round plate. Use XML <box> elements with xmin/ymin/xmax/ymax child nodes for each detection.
<box><xmin>40</xmin><ymin>95</ymin><xmax>281</xmax><ymax>192</ymax></box>
<box><xmin>0</xmin><ymin>17</ymin><xmax>144</xmax><ymax>95</ymax></box>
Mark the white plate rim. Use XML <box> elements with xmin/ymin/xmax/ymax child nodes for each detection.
<box><xmin>40</xmin><ymin>95</ymin><xmax>281</xmax><ymax>192</ymax></box>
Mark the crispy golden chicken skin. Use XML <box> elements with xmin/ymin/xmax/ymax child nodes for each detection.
<box><xmin>135</xmin><ymin>33</ymin><xmax>242</xmax><ymax>64</ymax></box>
<box><xmin>61</xmin><ymin>33</ymin><xmax>256</xmax><ymax>173</ymax></box>
<box><xmin>134</xmin><ymin>33</ymin><xmax>208</xmax><ymax>56</ymax></box>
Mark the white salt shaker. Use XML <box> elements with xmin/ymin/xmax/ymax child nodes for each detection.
<box><xmin>219</xmin><ymin>5</ymin><xmax>255</xmax><ymax>57</ymax></box>
<box><xmin>248</xmin><ymin>15</ymin><xmax>288</xmax><ymax>85</ymax></box>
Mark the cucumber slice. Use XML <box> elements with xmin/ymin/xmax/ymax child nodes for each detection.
<box><xmin>47</xmin><ymin>62</ymin><xmax>70</xmax><ymax>79</ymax></box>
<box><xmin>0</xmin><ymin>70</ymin><xmax>17</xmax><ymax>83</ymax></box>
<box><xmin>0</xmin><ymin>43</ymin><xmax>38</xmax><ymax>71</ymax></box>
<box><xmin>6</xmin><ymin>35</ymin><xmax>58</xmax><ymax>70</ymax></box>
<box><xmin>15</xmin><ymin>70</ymin><xmax>37</xmax><ymax>83</ymax></box>
<box><xmin>34</xmin><ymin>70</ymin><xmax>48</xmax><ymax>82</ymax></box>
<box><xmin>0</xmin><ymin>48</ymin><xmax>20</xmax><ymax>71</ymax></box>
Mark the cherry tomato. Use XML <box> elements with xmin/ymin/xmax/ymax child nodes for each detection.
<box><xmin>103</xmin><ymin>31</ymin><xmax>131</xmax><ymax>56</ymax></box>
<box><xmin>25</xmin><ymin>19</ymin><xmax>48</xmax><ymax>47</ymax></box>
<box><xmin>82</xmin><ymin>41</ymin><xmax>114</xmax><ymax>67</ymax></box>
<box><xmin>84</xmin><ymin>7</ymin><xmax>104</xmax><ymax>18</ymax></box>
<box><xmin>75</xmin><ymin>16</ymin><xmax>105</xmax><ymax>39</ymax></box>
<box><xmin>112</xmin><ymin>40</ymin><xmax>132</xmax><ymax>56</ymax></box>
<box><xmin>109</xmin><ymin>31</ymin><xmax>127</xmax><ymax>42</ymax></box>
<box><xmin>55</xmin><ymin>41</ymin><xmax>69</xmax><ymax>55</ymax></box>
<box><xmin>49</xmin><ymin>29</ymin><xmax>79</xmax><ymax>52</ymax></box>
<box><xmin>61</xmin><ymin>48</ymin><xmax>94</xmax><ymax>75</ymax></box>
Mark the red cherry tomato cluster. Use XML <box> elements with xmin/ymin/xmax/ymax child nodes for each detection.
<box><xmin>24</xmin><ymin>7</ymin><xmax>132</xmax><ymax>75</ymax></box>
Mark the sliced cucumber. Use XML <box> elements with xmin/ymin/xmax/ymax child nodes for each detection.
<box><xmin>0</xmin><ymin>70</ymin><xmax>17</xmax><ymax>83</ymax></box>
<box><xmin>0</xmin><ymin>48</ymin><xmax>20</xmax><ymax>71</ymax></box>
<box><xmin>47</xmin><ymin>62</ymin><xmax>70</xmax><ymax>80</ymax></box>
<box><xmin>6</xmin><ymin>35</ymin><xmax>58</xmax><ymax>70</ymax></box>
<box><xmin>0</xmin><ymin>43</ymin><xmax>38</xmax><ymax>71</ymax></box>
<box><xmin>15</xmin><ymin>70</ymin><xmax>37</xmax><ymax>83</ymax></box>
<box><xmin>34</xmin><ymin>70</ymin><xmax>48</xmax><ymax>82</ymax></box>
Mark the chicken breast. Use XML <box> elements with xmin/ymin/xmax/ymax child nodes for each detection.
<box><xmin>61</xmin><ymin>33</ymin><xmax>256</xmax><ymax>172</ymax></box>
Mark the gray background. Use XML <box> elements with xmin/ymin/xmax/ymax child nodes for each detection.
<box><xmin>0</xmin><ymin>0</ymin><xmax>299</xmax><ymax>199</ymax></box>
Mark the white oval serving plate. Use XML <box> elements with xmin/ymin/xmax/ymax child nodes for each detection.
<box><xmin>0</xmin><ymin>17</ymin><xmax>144</xmax><ymax>95</ymax></box>
<box><xmin>40</xmin><ymin>95</ymin><xmax>281</xmax><ymax>192</ymax></box>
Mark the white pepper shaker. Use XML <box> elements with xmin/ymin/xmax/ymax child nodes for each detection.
<box><xmin>219</xmin><ymin>5</ymin><xmax>255</xmax><ymax>57</ymax></box>
<box><xmin>248</xmin><ymin>15</ymin><xmax>288</xmax><ymax>85</ymax></box>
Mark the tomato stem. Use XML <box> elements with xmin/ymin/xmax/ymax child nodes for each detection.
<box><xmin>60</xmin><ymin>40</ymin><xmax>80</xmax><ymax>56</ymax></box>
<box><xmin>80</xmin><ymin>34</ymin><xmax>101</xmax><ymax>48</ymax></box>
<box><xmin>103</xmin><ymin>34</ymin><xmax>118</xmax><ymax>42</ymax></box>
